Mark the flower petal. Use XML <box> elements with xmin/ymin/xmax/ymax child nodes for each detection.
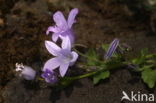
<box><xmin>66</xmin><ymin>30</ymin><xmax>75</xmax><ymax>45</ymax></box>
<box><xmin>104</xmin><ymin>38</ymin><xmax>119</xmax><ymax>60</ymax></box>
<box><xmin>60</xmin><ymin>29</ymin><xmax>75</xmax><ymax>45</ymax></box>
<box><xmin>45</xmin><ymin>40</ymin><xmax>61</xmax><ymax>56</ymax></box>
<box><xmin>21</xmin><ymin>66</ymin><xmax>36</xmax><ymax>80</ymax></box>
<box><xmin>43</xmin><ymin>57</ymin><xmax>60</xmax><ymax>71</ymax></box>
<box><xmin>46</xmin><ymin>26</ymin><xmax>60</xmax><ymax>35</ymax></box>
<box><xmin>61</xmin><ymin>36</ymin><xmax>71</xmax><ymax>50</ymax></box>
<box><xmin>67</xmin><ymin>8</ymin><xmax>79</xmax><ymax>28</ymax></box>
<box><xmin>52</xmin><ymin>33</ymin><xmax>59</xmax><ymax>42</ymax></box>
<box><xmin>71</xmin><ymin>51</ymin><xmax>78</xmax><ymax>63</ymax></box>
<box><xmin>59</xmin><ymin>63</ymin><xmax>69</xmax><ymax>77</ymax></box>
<box><xmin>53</xmin><ymin>11</ymin><xmax>68</xmax><ymax>28</ymax></box>
<box><xmin>70</xmin><ymin>51</ymin><xmax>78</xmax><ymax>66</ymax></box>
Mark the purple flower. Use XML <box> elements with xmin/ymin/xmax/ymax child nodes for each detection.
<box><xmin>46</xmin><ymin>8</ymin><xmax>79</xmax><ymax>44</ymax></box>
<box><xmin>41</xmin><ymin>69</ymin><xmax>58</xmax><ymax>83</ymax></box>
<box><xmin>15</xmin><ymin>63</ymin><xmax>36</xmax><ymax>80</ymax></box>
<box><xmin>43</xmin><ymin>37</ymin><xmax>78</xmax><ymax>77</ymax></box>
<box><xmin>104</xmin><ymin>38</ymin><xmax>119</xmax><ymax>60</ymax></box>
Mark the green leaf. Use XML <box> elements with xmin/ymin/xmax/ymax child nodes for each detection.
<box><xmin>141</xmin><ymin>48</ymin><xmax>148</xmax><ymax>57</ymax></box>
<box><xmin>141</xmin><ymin>69</ymin><xmax>156</xmax><ymax>88</ymax></box>
<box><xmin>132</xmin><ymin>49</ymin><xmax>148</xmax><ymax>65</ymax></box>
<box><xmin>86</xmin><ymin>48</ymin><xmax>97</xmax><ymax>58</ymax></box>
<box><xmin>59</xmin><ymin>77</ymin><xmax>74</xmax><ymax>87</ymax></box>
<box><xmin>138</xmin><ymin>65</ymin><xmax>154</xmax><ymax>71</ymax></box>
<box><xmin>102</xmin><ymin>44</ymin><xmax>109</xmax><ymax>51</ymax></box>
<box><xmin>85</xmin><ymin>49</ymin><xmax>99</xmax><ymax>66</ymax></box>
<box><xmin>93</xmin><ymin>71</ymin><xmax>110</xmax><ymax>84</ymax></box>
<box><xmin>105</xmin><ymin>59</ymin><xmax>123</xmax><ymax>69</ymax></box>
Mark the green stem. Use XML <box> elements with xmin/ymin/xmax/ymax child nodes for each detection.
<box><xmin>71</xmin><ymin>71</ymin><xmax>97</xmax><ymax>80</ymax></box>
<box><xmin>73</xmin><ymin>48</ymin><xmax>104</xmax><ymax>64</ymax></box>
<box><xmin>65</xmin><ymin>61</ymin><xmax>125</xmax><ymax>81</ymax></box>
<box><xmin>59</xmin><ymin>71</ymin><xmax>98</xmax><ymax>86</ymax></box>
<box><xmin>36</xmin><ymin>77</ymin><xmax>44</xmax><ymax>81</ymax></box>
<box><xmin>73</xmin><ymin>44</ymin><xmax>88</xmax><ymax>48</ymax></box>
<box><xmin>73</xmin><ymin>48</ymin><xmax>89</xmax><ymax>58</ymax></box>
<box><xmin>146</xmin><ymin>54</ymin><xmax>156</xmax><ymax>58</ymax></box>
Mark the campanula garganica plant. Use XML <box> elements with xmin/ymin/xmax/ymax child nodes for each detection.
<box><xmin>15</xmin><ymin>8</ymin><xmax>156</xmax><ymax>89</ymax></box>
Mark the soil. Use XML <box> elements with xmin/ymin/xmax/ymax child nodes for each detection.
<box><xmin>0</xmin><ymin>0</ymin><xmax>156</xmax><ymax>103</ymax></box>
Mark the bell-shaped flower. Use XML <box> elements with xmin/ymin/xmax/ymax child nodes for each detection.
<box><xmin>104</xmin><ymin>38</ymin><xmax>119</xmax><ymax>60</ymax></box>
<box><xmin>43</xmin><ymin>37</ymin><xmax>78</xmax><ymax>77</ymax></box>
<box><xmin>46</xmin><ymin>8</ymin><xmax>79</xmax><ymax>44</ymax></box>
<box><xmin>41</xmin><ymin>69</ymin><xmax>58</xmax><ymax>83</ymax></box>
<box><xmin>15</xmin><ymin>63</ymin><xmax>36</xmax><ymax>80</ymax></box>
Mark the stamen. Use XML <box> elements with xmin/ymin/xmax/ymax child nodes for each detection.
<box><xmin>15</xmin><ymin>63</ymin><xmax>24</xmax><ymax>72</ymax></box>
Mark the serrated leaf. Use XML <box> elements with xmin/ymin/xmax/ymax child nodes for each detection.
<box><xmin>141</xmin><ymin>69</ymin><xmax>156</xmax><ymax>88</ymax></box>
<box><xmin>93</xmin><ymin>71</ymin><xmax>110</xmax><ymax>84</ymax></box>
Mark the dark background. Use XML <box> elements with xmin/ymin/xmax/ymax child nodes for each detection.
<box><xmin>0</xmin><ymin>0</ymin><xmax>156</xmax><ymax>103</ymax></box>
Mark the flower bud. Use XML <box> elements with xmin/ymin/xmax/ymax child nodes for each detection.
<box><xmin>15</xmin><ymin>63</ymin><xmax>36</xmax><ymax>80</ymax></box>
<box><xmin>41</xmin><ymin>69</ymin><xmax>58</xmax><ymax>84</ymax></box>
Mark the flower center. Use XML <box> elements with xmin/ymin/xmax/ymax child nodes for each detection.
<box><xmin>47</xmin><ymin>73</ymin><xmax>55</xmax><ymax>80</ymax></box>
<box><xmin>15</xmin><ymin>63</ymin><xmax>24</xmax><ymax>72</ymax></box>
<box><xmin>58</xmin><ymin>49</ymin><xmax>73</xmax><ymax>64</ymax></box>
